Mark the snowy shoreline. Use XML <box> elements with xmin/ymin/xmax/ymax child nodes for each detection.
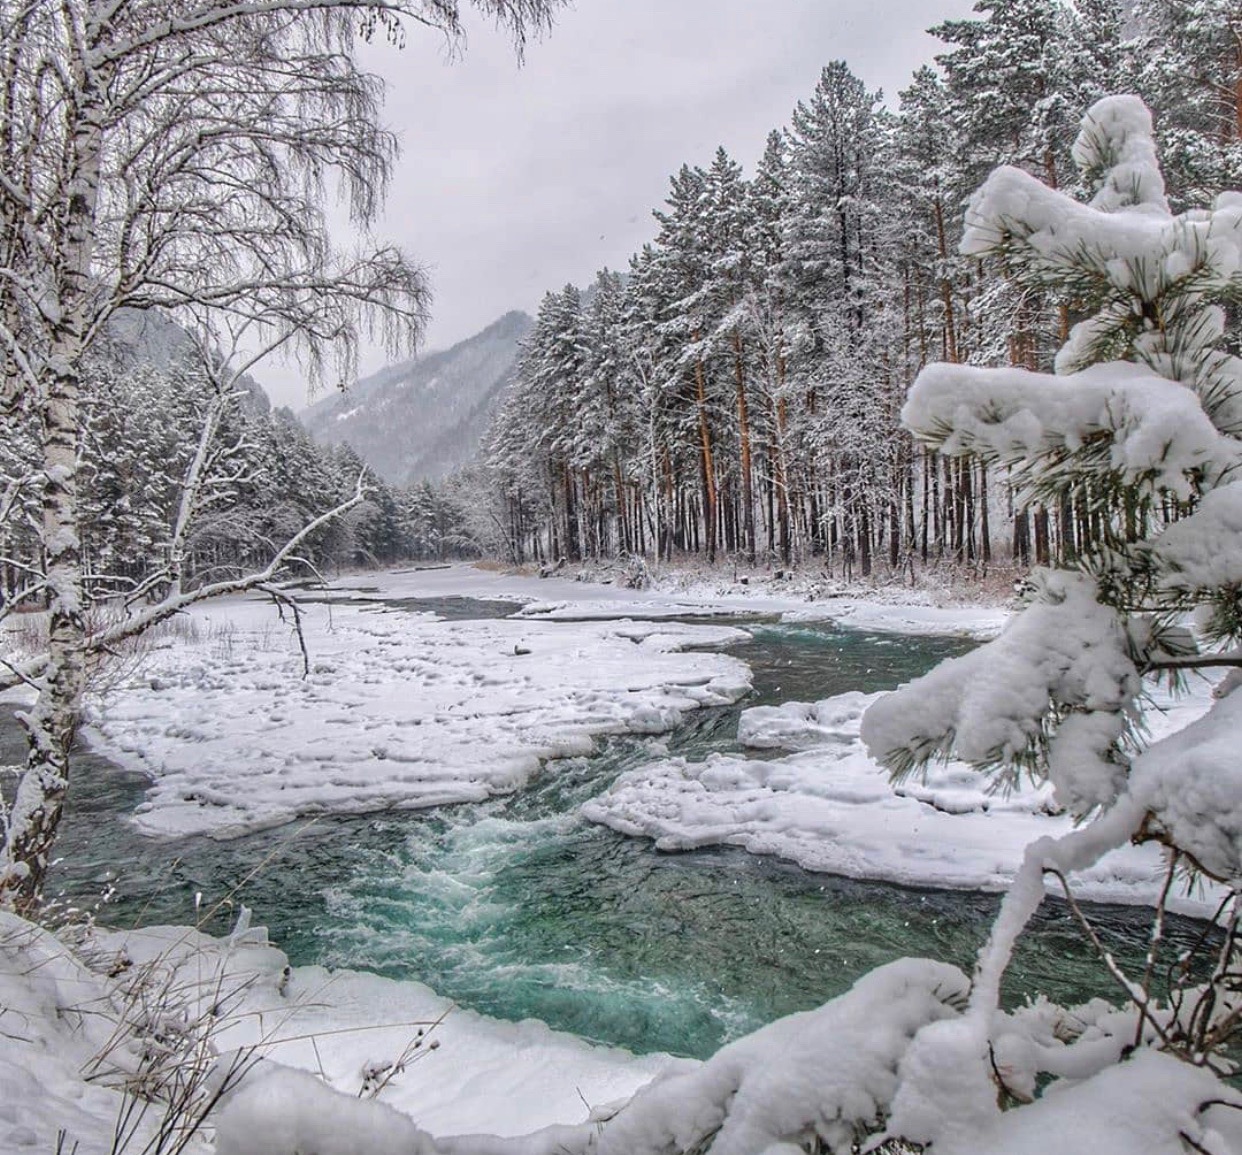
<box><xmin>321</xmin><ymin>560</ymin><xmax>1012</xmax><ymax>637</ymax></box>
<box><xmin>1</xmin><ymin>562</ymin><xmax>1227</xmax><ymax>1153</ymax></box>
<box><xmin>0</xmin><ymin>910</ymin><xmax>687</xmax><ymax>1155</ymax></box>
<box><xmin>29</xmin><ymin>560</ymin><xmax>1212</xmax><ymax>914</ymax></box>
<box><xmin>55</xmin><ymin>561</ymin><xmax>1006</xmax><ymax>843</ymax></box>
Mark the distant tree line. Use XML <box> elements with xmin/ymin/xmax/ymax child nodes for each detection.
<box><xmin>0</xmin><ymin>343</ymin><xmax>525</xmax><ymax>611</ymax></box>
<box><xmin>467</xmin><ymin>0</ymin><xmax>1241</xmax><ymax>576</ymax></box>
<box><xmin>0</xmin><ymin>354</ymin><xmax>474</xmax><ymax>609</ymax></box>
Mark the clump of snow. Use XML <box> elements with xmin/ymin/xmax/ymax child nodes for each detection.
<box><xmin>1146</xmin><ymin>480</ymin><xmax>1242</xmax><ymax>592</ymax></box>
<box><xmin>215</xmin><ymin>1065</ymin><xmax>439</xmax><ymax>1155</ymax></box>
<box><xmin>861</xmin><ymin>572</ymin><xmax>1139</xmax><ymax>815</ymax></box>
<box><xmin>902</xmin><ymin>360</ymin><xmax>1240</xmax><ymax>501</ymax></box>
<box><xmin>890</xmin><ymin>1040</ymin><xmax>1240</xmax><ymax>1155</ymax></box>
<box><xmin>736</xmin><ymin>691</ymin><xmax>878</xmax><ymax>751</ymax></box>
<box><xmin>1130</xmin><ymin>686</ymin><xmax>1242</xmax><ymax>883</ymax></box>
<box><xmin>1073</xmin><ymin>95</ymin><xmax>1169</xmax><ymax>214</ymax></box>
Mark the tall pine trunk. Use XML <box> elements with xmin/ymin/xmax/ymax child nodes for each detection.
<box><xmin>732</xmin><ymin>331</ymin><xmax>756</xmax><ymax>562</ymax></box>
<box><xmin>692</xmin><ymin>347</ymin><xmax>717</xmax><ymax>562</ymax></box>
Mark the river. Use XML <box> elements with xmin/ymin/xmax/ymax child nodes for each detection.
<box><xmin>31</xmin><ymin>595</ymin><xmax>1207</xmax><ymax>1060</ymax></box>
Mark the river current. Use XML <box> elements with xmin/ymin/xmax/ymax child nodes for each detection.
<box><xmin>35</xmin><ymin>595</ymin><xmax>1207</xmax><ymax>1060</ymax></box>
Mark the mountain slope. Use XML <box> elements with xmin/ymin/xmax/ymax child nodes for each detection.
<box><xmin>107</xmin><ymin>308</ymin><xmax>272</xmax><ymax>414</ymax></box>
<box><xmin>301</xmin><ymin>310</ymin><xmax>531</xmax><ymax>484</ymax></box>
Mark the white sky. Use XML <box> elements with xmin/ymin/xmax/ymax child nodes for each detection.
<box><xmin>267</xmin><ymin>0</ymin><xmax>976</xmax><ymax>411</ymax></box>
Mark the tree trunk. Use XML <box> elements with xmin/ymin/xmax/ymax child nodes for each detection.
<box><xmin>732</xmin><ymin>331</ymin><xmax>756</xmax><ymax>562</ymax></box>
<box><xmin>693</xmin><ymin>349</ymin><xmax>717</xmax><ymax>563</ymax></box>
<box><xmin>1</xmin><ymin>83</ymin><xmax>103</xmax><ymax>908</ymax></box>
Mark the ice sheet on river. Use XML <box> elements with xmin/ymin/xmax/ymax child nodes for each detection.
<box><xmin>583</xmin><ymin>681</ymin><xmax>1221</xmax><ymax>914</ymax></box>
<box><xmin>320</xmin><ymin>563</ymin><xmax>1008</xmax><ymax>637</ymax></box>
<box><xmin>83</xmin><ymin>595</ymin><xmax>750</xmax><ymax>839</ymax></box>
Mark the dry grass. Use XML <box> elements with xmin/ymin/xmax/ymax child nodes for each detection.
<box><xmin>2</xmin><ymin>601</ymin><xmax>202</xmax><ymax>696</ymax></box>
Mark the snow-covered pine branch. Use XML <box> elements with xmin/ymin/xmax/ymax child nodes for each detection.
<box><xmin>858</xmin><ymin>93</ymin><xmax>1242</xmax><ymax>1150</ymax></box>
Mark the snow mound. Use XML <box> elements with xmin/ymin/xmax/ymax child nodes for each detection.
<box><xmin>83</xmin><ymin>594</ymin><xmax>751</xmax><ymax>838</ymax></box>
<box><xmin>891</xmin><ymin>1045</ymin><xmax>1242</xmax><ymax>1155</ymax></box>
<box><xmin>567</xmin><ymin>958</ymin><xmax>968</xmax><ymax>1155</ymax></box>
<box><xmin>583</xmin><ymin>679</ymin><xmax>1207</xmax><ymax>911</ymax></box>
<box><xmin>216</xmin><ymin>1065</ymin><xmax>439</xmax><ymax>1155</ymax></box>
<box><xmin>737</xmin><ymin>690</ymin><xmax>879</xmax><ymax>750</ymax></box>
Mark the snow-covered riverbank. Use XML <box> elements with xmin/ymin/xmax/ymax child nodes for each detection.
<box><xmin>0</xmin><ymin>563</ymin><xmax>1229</xmax><ymax>1152</ymax></box>
<box><xmin>325</xmin><ymin>562</ymin><xmax>1011</xmax><ymax>637</ymax></box>
<box><xmin>0</xmin><ymin>910</ymin><xmax>685</xmax><ymax>1155</ymax></box>
<box><xmin>68</xmin><ymin>562</ymin><xmax>1208</xmax><ymax>911</ymax></box>
<box><xmin>59</xmin><ymin>561</ymin><xmax>1004</xmax><ymax>844</ymax></box>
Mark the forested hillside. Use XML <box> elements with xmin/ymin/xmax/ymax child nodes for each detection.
<box><xmin>302</xmin><ymin>310</ymin><xmax>532</xmax><ymax>484</ymax></box>
<box><xmin>0</xmin><ymin>330</ymin><xmax>418</xmax><ymax>605</ymax></box>
<box><xmin>462</xmin><ymin>0</ymin><xmax>1241</xmax><ymax>575</ymax></box>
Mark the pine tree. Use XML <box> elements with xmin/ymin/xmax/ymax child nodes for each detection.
<box><xmin>748</xmin><ymin>130</ymin><xmax>796</xmax><ymax>562</ymax></box>
<box><xmin>863</xmin><ymin>96</ymin><xmax>1242</xmax><ymax>1133</ymax></box>
<box><xmin>1132</xmin><ymin>0</ymin><xmax>1242</xmax><ymax>209</ymax></box>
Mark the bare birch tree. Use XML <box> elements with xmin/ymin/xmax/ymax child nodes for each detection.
<box><xmin>0</xmin><ymin>0</ymin><xmax>562</xmax><ymax>908</ymax></box>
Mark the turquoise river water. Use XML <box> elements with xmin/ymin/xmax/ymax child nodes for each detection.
<box><xmin>30</xmin><ymin>597</ymin><xmax>1211</xmax><ymax>1060</ymax></box>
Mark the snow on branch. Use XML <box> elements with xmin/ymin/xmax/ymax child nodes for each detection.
<box><xmin>1130</xmin><ymin>687</ymin><xmax>1242</xmax><ymax>884</ymax></box>
<box><xmin>861</xmin><ymin>572</ymin><xmax>1140</xmax><ymax>816</ymax></box>
<box><xmin>903</xmin><ymin>359</ymin><xmax>1241</xmax><ymax>501</ymax></box>
<box><xmin>1144</xmin><ymin>482</ymin><xmax>1242</xmax><ymax>594</ymax></box>
<box><xmin>1073</xmin><ymin>96</ymin><xmax>1171</xmax><ymax>214</ymax></box>
<box><xmin>962</xmin><ymin>95</ymin><xmax>1242</xmax><ymax>402</ymax></box>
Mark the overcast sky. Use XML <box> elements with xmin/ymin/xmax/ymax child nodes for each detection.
<box><xmin>267</xmin><ymin>0</ymin><xmax>976</xmax><ymax>411</ymax></box>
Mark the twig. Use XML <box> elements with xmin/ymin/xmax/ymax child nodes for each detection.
<box><xmin>1136</xmin><ymin>851</ymin><xmax>1179</xmax><ymax>1050</ymax></box>
<box><xmin>1046</xmin><ymin>867</ymin><xmax>1172</xmax><ymax>1049</ymax></box>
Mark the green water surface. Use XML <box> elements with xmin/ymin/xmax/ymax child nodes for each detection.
<box><xmin>36</xmin><ymin>596</ymin><xmax>1208</xmax><ymax>1059</ymax></box>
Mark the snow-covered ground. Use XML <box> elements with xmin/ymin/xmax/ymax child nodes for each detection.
<box><xmin>327</xmin><ymin>562</ymin><xmax>1009</xmax><ymax>637</ymax></box>
<box><xmin>1</xmin><ymin>562</ymin><xmax>1231</xmax><ymax>1153</ymax></box>
<box><xmin>80</xmin><ymin>585</ymin><xmax>750</xmax><ymax>838</ymax></box>
<box><xmin>55</xmin><ymin>561</ymin><xmax>1214</xmax><ymax>907</ymax></box>
<box><xmin>0</xmin><ymin>910</ymin><xmax>684</xmax><ymax>1155</ymax></box>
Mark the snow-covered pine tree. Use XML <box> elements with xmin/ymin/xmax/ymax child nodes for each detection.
<box><xmin>782</xmin><ymin>60</ymin><xmax>895</xmax><ymax>573</ymax></box>
<box><xmin>747</xmin><ymin>130</ymin><xmax>797</xmax><ymax>563</ymax></box>
<box><xmin>932</xmin><ymin>0</ymin><xmax>1077</xmax><ymax>192</ymax></box>
<box><xmin>624</xmin><ymin>241</ymin><xmax>689</xmax><ymax>561</ymax></box>
<box><xmin>1132</xmin><ymin>0</ymin><xmax>1242</xmax><ymax>210</ymax></box>
<box><xmin>651</xmin><ymin>163</ymin><xmax>726</xmax><ymax>562</ymax></box>
<box><xmin>699</xmin><ymin>147</ymin><xmax>760</xmax><ymax>562</ymax></box>
<box><xmin>577</xmin><ymin>269</ymin><xmax>645</xmax><ymax>558</ymax></box>
<box><xmin>861</xmin><ymin>94</ymin><xmax>1242</xmax><ymax>1142</ymax></box>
